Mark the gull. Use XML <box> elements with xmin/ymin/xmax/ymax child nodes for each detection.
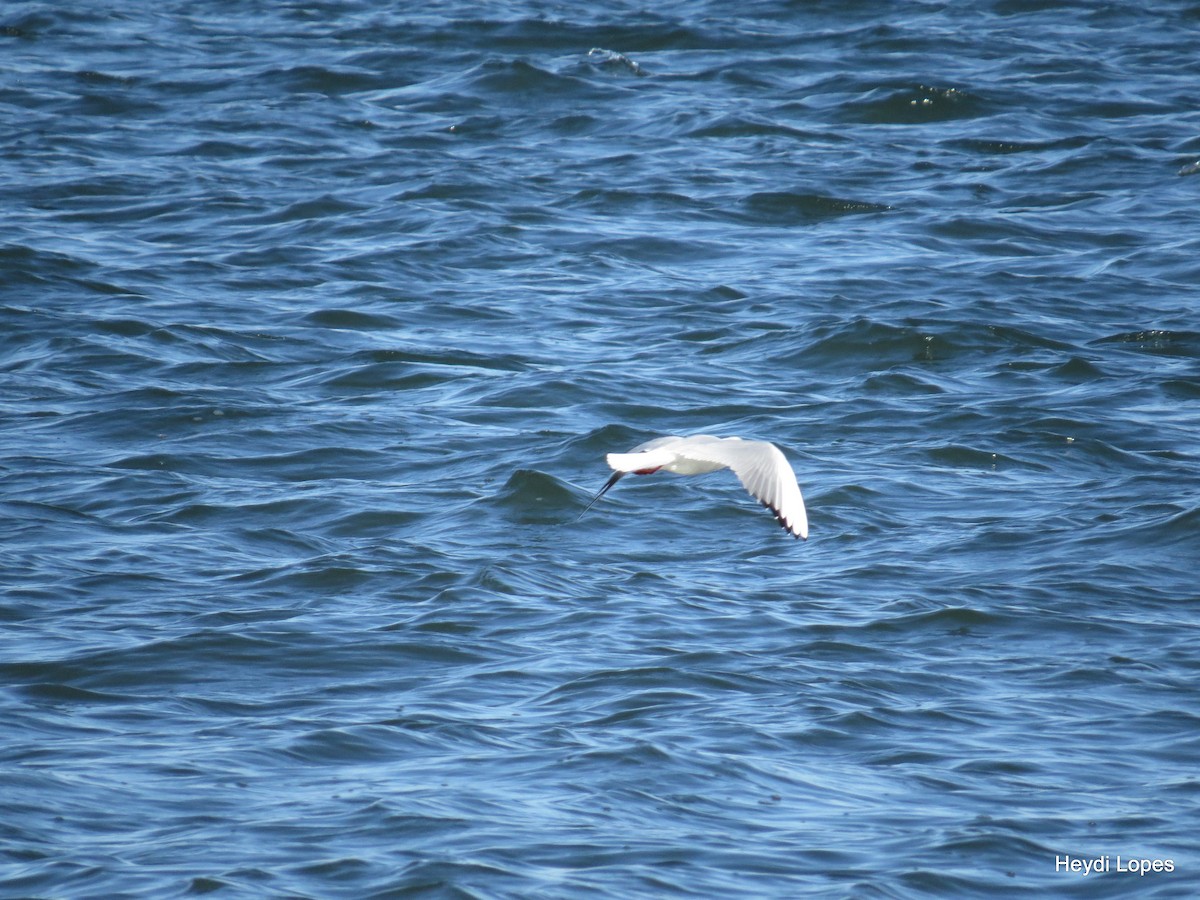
<box><xmin>580</xmin><ymin>434</ymin><xmax>808</xmax><ymax>539</ymax></box>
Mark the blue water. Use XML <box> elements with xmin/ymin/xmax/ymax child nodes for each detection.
<box><xmin>3</xmin><ymin>1</ymin><xmax>1200</xmax><ymax>896</ymax></box>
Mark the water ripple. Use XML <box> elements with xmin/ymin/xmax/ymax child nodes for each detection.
<box><xmin>3</xmin><ymin>0</ymin><xmax>1199</xmax><ymax>896</ymax></box>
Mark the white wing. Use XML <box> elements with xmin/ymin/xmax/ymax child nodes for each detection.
<box><xmin>674</xmin><ymin>437</ymin><xmax>808</xmax><ymax>540</ymax></box>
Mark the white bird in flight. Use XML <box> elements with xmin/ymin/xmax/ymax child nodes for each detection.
<box><xmin>581</xmin><ymin>434</ymin><xmax>808</xmax><ymax>539</ymax></box>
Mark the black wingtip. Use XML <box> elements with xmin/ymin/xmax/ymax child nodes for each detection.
<box><xmin>762</xmin><ymin>499</ymin><xmax>805</xmax><ymax>539</ymax></box>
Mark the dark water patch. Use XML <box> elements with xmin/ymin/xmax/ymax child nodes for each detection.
<box><xmin>492</xmin><ymin>469</ymin><xmax>579</xmax><ymax>523</ymax></box>
<box><xmin>738</xmin><ymin>191</ymin><xmax>891</xmax><ymax>225</ymax></box>
<box><xmin>107</xmin><ymin>446</ymin><xmax>396</xmax><ymax>482</ymax></box>
<box><xmin>1108</xmin><ymin>505</ymin><xmax>1200</xmax><ymax>555</ymax></box>
<box><xmin>285</xmin><ymin>723</ymin><xmax>453</xmax><ymax>764</ymax></box>
<box><xmin>776</xmin><ymin>316</ymin><xmax>944</xmax><ymax>372</ymax></box>
<box><xmin>1</xmin><ymin>8</ymin><xmax>57</xmax><ymax>38</ymax></box>
<box><xmin>560</xmin><ymin>187</ymin><xmax>706</xmax><ymax>216</ymax></box>
<box><xmin>228</xmin><ymin>193</ymin><xmax>369</xmax><ymax>226</ymax></box>
<box><xmin>683</xmin><ymin>114</ymin><xmax>830</xmax><ymax>142</ymax></box>
<box><xmin>0</xmin><ymin>244</ymin><xmax>106</xmax><ymax>282</ymax></box>
<box><xmin>536</xmin><ymin>667</ymin><xmax>682</xmax><ymax>708</ymax></box>
<box><xmin>373</xmin><ymin>858</ymin><xmax>527</xmax><ymax>898</ymax></box>
<box><xmin>859</xmin><ymin>369</ymin><xmax>949</xmax><ymax>396</ymax></box>
<box><xmin>1047</xmin><ymin>355</ymin><xmax>1109</xmax><ymax>382</ymax></box>
<box><xmin>61</xmin><ymin>88</ymin><xmax>159</xmax><ymax>118</ymax></box>
<box><xmin>326</xmin><ymin>509</ymin><xmax>424</xmax><ymax>538</ymax></box>
<box><xmin>259</xmin><ymin>64</ymin><xmax>384</xmax><ymax>96</ymax></box>
<box><xmin>842</xmin><ymin>83</ymin><xmax>988</xmax><ymax>124</ymax></box>
<box><xmin>1093</xmin><ymin>329</ymin><xmax>1200</xmax><ymax>358</ymax></box>
<box><xmin>171</xmin><ymin>138</ymin><xmax>262</xmax><ymax>159</ymax></box>
<box><xmin>429</xmin><ymin>111</ymin><xmax>507</xmax><ymax>137</ymax></box>
<box><xmin>155</xmin><ymin>496</ymin><xmax>336</xmax><ymax>528</ymax></box>
<box><xmin>868</xmin><ymin>606</ymin><xmax>1013</xmax><ymax>637</ymax></box>
<box><xmin>547</xmin><ymin>112</ymin><xmax>603</xmax><ymax>135</ymax></box>
<box><xmin>13</xmin><ymin>683</ymin><xmax>139</xmax><ymax>705</ymax></box>
<box><xmin>1002</xmin><ymin>424</ymin><xmax>1171</xmax><ymax>473</ymax></box>
<box><xmin>947</xmin><ymin>135</ymin><xmax>1093</xmax><ymax>156</ymax></box>
<box><xmin>924</xmin><ymin>444</ymin><xmax>1027</xmax><ymax>471</ymax></box>
<box><xmin>925</xmin><ymin>213</ymin><xmax>1122</xmax><ymax>257</ymax></box>
<box><xmin>1</xmin><ymin>631</ymin><xmax>284</xmax><ymax>690</ymax></box>
<box><xmin>580</xmin><ymin>234</ymin><xmax>730</xmax><ymax>265</ymax></box>
<box><xmin>389</xmin><ymin>16</ymin><xmax>708</xmax><ymax>56</ymax></box>
<box><xmin>316</xmin><ymin>361</ymin><xmax>470</xmax><ymax>393</ymax></box>
<box><xmin>186</xmin><ymin>875</ymin><xmax>230</xmax><ymax>894</ymax></box>
<box><xmin>477</xmin><ymin>375</ymin><xmax>594</xmax><ymax>410</ymax></box>
<box><xmin>343</xmin><ymin>346</ymin><xmax>530</xmax><ymax>373</ymax></box>
<box><xmin>392</xmin><ymin>179</ymin><xmax>517</xmax><ymax>205</ymax></box>
<box><xmin>301</xmin><ymin>308</ymin><xmax>403</xmax><ymax>331</ymax></box>
<box><xmin>469</xmin><ymin>58</ymin><xmax>609</xmax><ymax>99</ymax></box>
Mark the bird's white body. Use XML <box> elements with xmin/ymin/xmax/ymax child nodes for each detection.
<box><xmin>585</xmin><ymin>434</ymin><xmax>808</xmax><ymax>539</ymax></box>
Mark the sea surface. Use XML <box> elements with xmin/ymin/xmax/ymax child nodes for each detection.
<box><xmin>3</xmin><ymin>1</ymin><xmax>1200</xmax><ymax>897</ymax></box>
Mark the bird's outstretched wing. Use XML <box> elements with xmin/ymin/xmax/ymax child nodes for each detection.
<box><xmin>676</xmin><ymin>437</ymin><xmax>808</xmax><ymax>539</ymax></box>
